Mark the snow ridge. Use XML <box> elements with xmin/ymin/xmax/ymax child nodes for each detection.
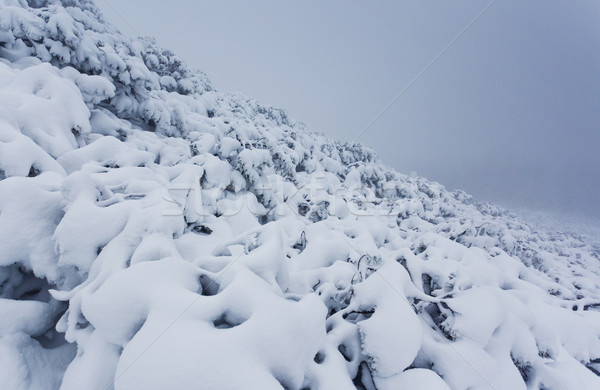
<box><xmin>0</xmin><ymin>1</ymin><xmax>599</xmax><ymax>389</ymax></box>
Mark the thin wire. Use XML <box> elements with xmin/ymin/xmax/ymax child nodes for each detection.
<box><xmin>100</xmin><ymin>0</ymin><xmax>220</xmax><ymax>113</ymax></box>
<box><xmin>108</xmin><ymin>252</ymin><xmax>245</xmax><ymax>389</ymax></box>
<box><xmin>99</xmin><ymin>1</ymin><xmax>499</xmax><ymax>386</ymax></box>
<box><xmin>352</xmin><ymin>0</ymin><xmax>497</xmax><ymax>143</ymax></box>
<box><xmin>87</xmin><ymin>6</ymin><xmax>228</xmax><ymax>386</ymax></box>
<box><xmin>101</xmin><ymin>0</ymin><xmax>144</xmax><ymax>36</ymax></box>
<box><xmin>85</xmin><ymin>7</ymin><xmax>230</xmax><ymax>385</ymax></box>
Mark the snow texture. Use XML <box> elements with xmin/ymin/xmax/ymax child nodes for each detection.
<box><xmin>0</xmin><ymin>1</ymin><xmax>599</xmax><ymax>389</ymax></box>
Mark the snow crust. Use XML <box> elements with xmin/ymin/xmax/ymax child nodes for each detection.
<box><xmin>0</xmin><ymin>1</ymin><xmax>599</xmax><ymax>389</ymax></box>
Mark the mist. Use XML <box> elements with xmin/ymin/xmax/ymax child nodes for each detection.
<box><xmin>96</xmin><ymin>0</ymin><xmax>600</xmax><ymax>222</ymax></box>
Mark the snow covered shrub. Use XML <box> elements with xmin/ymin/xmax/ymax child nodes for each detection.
<box><xmin>0</xmin><ymin>1</ymin><xmax>599</xmax><ymax>389</ymax></box>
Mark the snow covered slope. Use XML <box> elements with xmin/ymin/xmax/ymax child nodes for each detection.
<box><xmin>1</xmin><ymin>1</ymin><xmax>599</xmax><ymax>389</ymax></box>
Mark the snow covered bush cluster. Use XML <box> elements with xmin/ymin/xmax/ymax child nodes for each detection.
<box><xmin>1</xmin><ymin>1</ymin><xmax>599</xmax><ymax>389</ymax></box>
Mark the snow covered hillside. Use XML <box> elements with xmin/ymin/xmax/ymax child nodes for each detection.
<box><xmin>1</xmin><ymin>1</ymin><xmax>599</xmax><ymax>389</ymax></box>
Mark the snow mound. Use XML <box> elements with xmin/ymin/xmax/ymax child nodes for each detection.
<box><xmin>1</xmin><ymin>1</ymin><xmax>599</xmax><ymax>389</ymax></box>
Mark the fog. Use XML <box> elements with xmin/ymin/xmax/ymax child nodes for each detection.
<box><xmin>96</xmin><ymin>0</ymin><xmax>600</xmax><ymax>222</ymax></box>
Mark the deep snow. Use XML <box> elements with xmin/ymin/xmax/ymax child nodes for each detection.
<box><xmin>0</xmin><ymin>1</ymin><xmax>599</xmax><ymax>389</ymax></box>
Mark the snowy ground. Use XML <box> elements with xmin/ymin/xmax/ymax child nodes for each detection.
<box><xmin>512</xmin><ymin>208</ymin><xmax>600</xmax><ymax>247</ymax></box>
<box><xmin>0</xmin><ymin>1</ymin><xmax>599</xmax><ymax>389</ymax></box>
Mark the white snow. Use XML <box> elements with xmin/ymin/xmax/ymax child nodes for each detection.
<box><xmin>0</xmin><ymin>1</ymin><xmax>599</xmax><ymax>389</ymax></box>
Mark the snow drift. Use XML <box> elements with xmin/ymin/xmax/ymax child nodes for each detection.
<box><xmin>0</xmin><ymin>1</ymin><xmax>599</xmax><ymax>389</ymax></box>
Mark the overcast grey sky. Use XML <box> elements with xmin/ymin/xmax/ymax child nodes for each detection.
<box><xmin>96</xmin><ymin>0</ymin><xmax>600</xmax><ymax>221</ymax></box>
